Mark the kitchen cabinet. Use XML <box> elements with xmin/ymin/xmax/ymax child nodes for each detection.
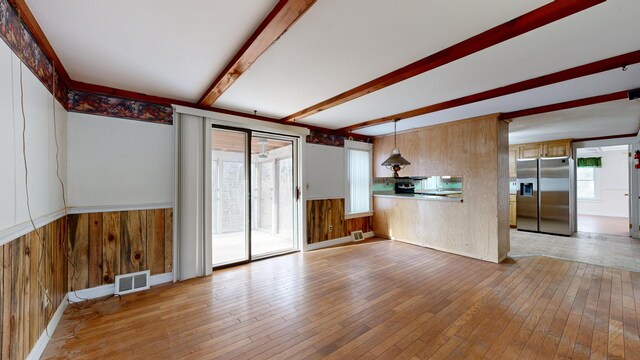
<box><xmin>509</xmin><ymin>195</ymin><xmax>516</xmax><ymax>227</ymax></box>
<box><xmin>508</xmin><ymin>147</ymin><xmax>518</xmax><ymax>178</ymax></box>
<box><xmin>518</xmin><ymin>144</ymin><xmax>543</xmax><ymax>159</ymax></box>
<box><xmin>512</xmin><ymin>139</ymin><xmax>572</xmax><ymax>161</ymax></box>
<box><xmin>542</xmin><ymin>140</ymin><xmax>572</xmax><ymax>157</ymax></box>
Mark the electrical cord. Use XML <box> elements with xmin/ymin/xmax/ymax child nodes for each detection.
<box><xmin>18</xmin><ymin>62</ymin><xmax>109</xmax><ymax>341</ymax></box>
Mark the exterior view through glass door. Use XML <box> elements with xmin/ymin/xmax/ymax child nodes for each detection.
<box><xmin>211</xmin><ymin>127</ymin><xmax>297</xmax><ymax>268</ymax></box>
<box><xmin>251</xmin><ymin>135</ymin><xmax>296</xmax><ymax>258</ymax></box>
<box><xmin>211</xmin><ymin>128</ymin><xmax>250</xmax><ymax>267</ymax></box>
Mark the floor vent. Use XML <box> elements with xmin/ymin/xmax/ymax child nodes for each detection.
<box><xmin>115</xmin><ymin>270</ymin><xmax>151</xmax><ymax>295</ymax></box>
<box><xmin>352</xmin><ymin>230</ymin><xmax>365</xmax><ymax>241</ymax></box>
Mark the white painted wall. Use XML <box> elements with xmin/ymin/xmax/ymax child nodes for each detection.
<box><xmin>304</xmin><ymin>143</ymin><xmax>345</xmax><ymax>200</ymax></box>
<box><xmin>0</xmin><ymin>39</ymin><xmax>68</xmax><ymax>235</ymax></box>
<box><xmin>577</xmin><ymin>149</ymin><xmax>629</xmax><ymax>218</ymax></box>
<box><xmin>66</xmin><ymin>113</ymin><xmax>174</xmax><ymax>208</ymax></box>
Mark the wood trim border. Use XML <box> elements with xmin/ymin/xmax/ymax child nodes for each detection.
<box><xmin>282</xmin><ymin>0</ymin><xmax>605</xmax><ymax>122</ymax></box>
<box><xmin>8</xmin><ymin>0</ymin><xmax>72</xmax><ymax>84</ymax></box>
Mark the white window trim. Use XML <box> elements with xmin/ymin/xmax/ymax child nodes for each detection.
<box><xmin>344</xmin><ymin>140</ymin><xmax>373</xmax><ymax>218</ymax></box>
<box><xmin>577</xmin><ymin>167</ymin><xmax>600</xmax><ymax>200</ymax></box>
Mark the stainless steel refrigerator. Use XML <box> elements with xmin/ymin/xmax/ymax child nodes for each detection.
<box><xmin>516</xmin><ymin>157</ymin><xmax>574</xmax><ymax>236</ymax></box>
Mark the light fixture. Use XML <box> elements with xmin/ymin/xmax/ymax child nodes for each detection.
<box><xmin>258</xmin><ymin>138</ymin><xmax>268</xmax><ymax>158</ymax></box>
<box><xmin>381</xmin><ymin>120</ymin><xmax>410</xmax><ymax>178</ymax></box>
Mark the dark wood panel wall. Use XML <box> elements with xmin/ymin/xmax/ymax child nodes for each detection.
<box><xmin>306</xmin><ymin>199</ymin><xmax>372</xmax><ymax>244</ymax></box>
<box><xmin>68</xmin><ymin>209</ymin><xmax>173</xmax><ymax>291</ymax></box>
<box><xmin>0</xmin><ymin>216</ymin><xmax>68</xmax><ymax>359</ymax></box>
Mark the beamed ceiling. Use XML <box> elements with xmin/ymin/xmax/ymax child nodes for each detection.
<box><xmin>24</xmin><ymin>0</ymin><xmax>640</xmax><ymax>141</ymax></box>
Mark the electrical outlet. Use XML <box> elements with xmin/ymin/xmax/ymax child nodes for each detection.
<box><xmin>329</xmin><ymin>225</ymin><xmax>333</xmax><ymax>232</ymax></box>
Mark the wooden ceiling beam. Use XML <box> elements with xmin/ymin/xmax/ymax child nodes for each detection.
<box><xmin>499</xmin><ymin>91</ymin><xmax>628</xmax><ymax>120</ymax></box>
<box><xmin>198</xmin><ymin>0</ymin><xmax>317</xmax><ymax>107</ymax></box>
<box><xmin>282</xmin><ymin>0</ymin><xmax>605</xmax><ymax>123</ymax></box>
<box><xmin>340</xmin><ymin>50</ymin><xmax>640</xmax><ymax>132</ymax></box>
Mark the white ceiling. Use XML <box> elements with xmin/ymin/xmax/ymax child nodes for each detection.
<box><xmin>214</xmin><ymin>0</ymin><xmax>550</xmax><ymax>118</ymax></box>
<box><xmin>23</xmin><ymin>0</ymin><xmax>640</xmax><ymax>141</ymax></box>
<box><xmin>25</xmin><ymin>0</ymin><xmax>279</xmax><ymax>101</ymax></box>
<box><xmin>301</xmin><ymin>0</ymin><xmax>640</xmax><ymax>129</ymax></box>
<box><xmin>577</xmin><ymin>145</ymin><xmax>629</xmax><ymax>155</ymax></box>
<box><xmin>509</xmin><ymin>99</ymin><xmax>640</xmax><ymax>144</ymax></box>
<box><xmin>356</xmin><ymin>64</ymin><xmax>640</xmax><ymax>136</ymax></box>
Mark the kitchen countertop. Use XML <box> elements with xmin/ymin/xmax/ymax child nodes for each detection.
<box><xmin>373</xmin><ymin>192</ymin><xmax>463</xmax><ymax>203</ymax></box>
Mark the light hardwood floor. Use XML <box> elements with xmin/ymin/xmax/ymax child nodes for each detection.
<box><xmin>44</xmin><ymin>240</ymin><xmax>640</xmax><ymax>359</ymax></box>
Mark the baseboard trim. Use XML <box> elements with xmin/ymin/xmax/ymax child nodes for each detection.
<box><xmin>68</xmin><ymin>272</ymin><xmax>174</xmax><ymax>303</ymax></box>
<box><xmin>67</xmin><ymin>203</ymin><xmax>174</xmax><ymax>214</ymax></box>
<box><xmin>26</xmin><ymin>293</ymin><xmax>69</xmax><ymax>360</ymax></box>
<box><xmin>305</xmin><ymin>236</ymin><xmax>354</xmax><ymax>251</ymax></box>
<box><xmin>0</xmin><ymin>209</ymin><xmax>67</xmax><ymax>246</ymax></box>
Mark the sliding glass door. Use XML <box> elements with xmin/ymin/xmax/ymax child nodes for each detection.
<box><xmin>210</xmin><ymin>127</ymin><xmax>298</xmax><ymax>268</ymax></box>
<box><xmin>251</xmin><ymin>135</ymin><xmax>296</xmax><ymax>258</ymax></box>
<box><xmin>211</xmin><ymin>128</ymin><xmax>250</xmax><ymax>267</ymax></box>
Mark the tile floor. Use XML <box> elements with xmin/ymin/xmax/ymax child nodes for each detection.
<box><xmin>510</xmin><ymin>229</ymin><xmax>640</xmax><ymax>272</ymax></box>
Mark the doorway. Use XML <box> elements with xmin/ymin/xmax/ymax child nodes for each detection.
<box><xmin>210</xmin><ymin>126</ymin><xmax>299</xmax><ymax>268</ymax></box>
<box><xmin>576</xmin><ymin>145</ymin><xmax>630</xmax><ymax>237</ymax></box>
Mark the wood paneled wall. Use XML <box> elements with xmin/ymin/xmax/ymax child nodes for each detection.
<box><xmin>68</xmin><ymin>209</ymin><xmax>173</xmax><ymax>291</ymax></box>
<box><xmin>0</xmin><ymin>217</ymin><xmax>68</xmax><ymax>360</ymax></box>
<box><xmin>306</xmin><ymin>199</ymin><xmax>372</xmax><ymax>244</ymax></box>
<box><xmin>373</xmin><ymin>114</ymin><xmax>509</xmax><ymax>263</ymax></box>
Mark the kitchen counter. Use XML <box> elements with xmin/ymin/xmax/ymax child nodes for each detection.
<box><xmin>373</xmin><ymin>192</ymin><xmax>463</xmax><ymax>203</ymax></box>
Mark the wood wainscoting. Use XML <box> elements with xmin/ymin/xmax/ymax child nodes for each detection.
<box><xmin>0</xmin><ymin>216</ymin><xmax>68</xmax><ymax>360</ymax></box>
<box><xmin>68</xmin><ymin>209</ymin><xmax>173</xmax><ymax>291</ymax></box>
<box><xmin>306</xmin><ymin>199</ymin><xmax>372</xmax><ymax>244</ymax></box>
<box><xmin>373</xmin><ymin>114</ymin><xmax>509</xmax><ymax>263</ymax></box>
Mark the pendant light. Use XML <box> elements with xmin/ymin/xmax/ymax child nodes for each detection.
<box><xmin>381</xmin><ymin>120</ymin><xmax>410</xmax><ymax>178</ymax></box>
<box><xmin>258</xmin><ymin>138</ymin><xmax>268</xmax><ymax>158</ymax></box>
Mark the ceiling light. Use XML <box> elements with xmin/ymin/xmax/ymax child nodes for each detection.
<box><xmin>381</xmin><ymin>120</ymin><xmax>410</xmax><ymax>178</ymax></box>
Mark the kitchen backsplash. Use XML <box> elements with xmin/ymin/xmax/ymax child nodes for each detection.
<box><xmin>373</xmin><ymin>176</ymin><xmax>463</xmax><ymax>192</ymax></box>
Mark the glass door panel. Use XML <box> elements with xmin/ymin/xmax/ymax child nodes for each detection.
<box><xmin>211</xmin><ymin>128</ymin><xmax>249</xmax><ymax>267</ymax></box>
<box><xmin>251</xmin><ymin>135</ymin><xmax>296</xmax><ymax>257</ymax></box>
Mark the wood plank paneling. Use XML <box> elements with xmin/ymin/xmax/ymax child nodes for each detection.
<box><xmin>67</xmin><ymin>208</ymin><xmax>173</xmax><ymax>289</ymax></box>
<box><xmin>306</xmin><ymin>199</ymin><xmax>372</xmax><ymax>244</ymax></box>
<box><xmin>87</xmin><ymin>213</ymin><xmax>102</xmax><ymax>288</ymax></box>
<box><xmin>164</xmin><ymin>208</ymin><xmax>173</xmax><ymax>273</ymax></box>
<box><xmin>0</xmin><ymin>218</ymin><xmax>67</xmax><ymax>360</ymax></box>
<box><xmin>2</xmin><ymin>242</ymin><xmax>10</xmax><ymax>360</ymax></box>
<box><xmin>68</xmin><ymin>213</ymin><xmax>89</xmax><ymax>291</ymax></box>
<box><xmin>0</xmin><ymin>209</ymin><xmax>172</xmax><ymax>358</ymax></box>
<box><xmin>146</xmin><ymin>209</ymin><xmax>165</xmax><ymax>275</ymax></box>
<box><xmin>101</xmin><ymin>212</ymin><xmax>121</xmax><ymax>284</ymax></box>
<box><xmin>120</xmin><ymin>210</ymin><xmax>146</xmax><ymax>274</ymax></box>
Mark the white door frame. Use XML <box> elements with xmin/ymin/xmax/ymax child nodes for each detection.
<box><xmin>572</xmin><ymin>136</ymin><xmax>640</xmax><ymax>238</ymax></box>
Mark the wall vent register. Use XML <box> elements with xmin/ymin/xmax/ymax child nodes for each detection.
<box><xmin>115</xmin><ymin>270</ymin><xmax>151</xmax><ymax>295</ymax></box>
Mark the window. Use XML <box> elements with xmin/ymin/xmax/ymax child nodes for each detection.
<box><xmin>577</xmin><ymin>167</ymin><xmax>596</xmax><ymax>199</ymax></box>
<box><xmin>345</xmin><ymin>140</ymin><xmax>373</xmax><ymax>217</ymax></box>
